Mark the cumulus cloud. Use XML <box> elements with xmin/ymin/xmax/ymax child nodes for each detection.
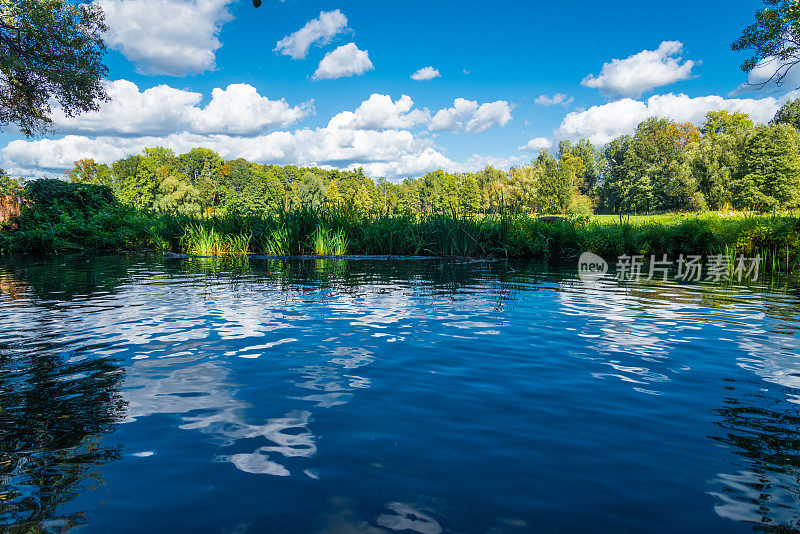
<box><xmin>355</xmin><ymin>152</ymin><xmax>521</xmax><ymax>179</ymax></box>
<box><xmin>187</xmin><ymin>84</ymin><xmax>313</xmax><ymax>134</ymax></box>
<box><xmin>2</xmin><ymin>92</ymin><xmax>518</xmax><ymax>180</ymax></box>
<box><xmin>534</xmin><ymin>94</ymin><xmax>573</xmax><ymax>107</ymax></box>
<box><xmin>48</xmin><ymin>80</ymin><xmax>311</xmax><ymax>137</ymax></box>
<box><xmin>581</xmin><ymin>41</ymin><xmax>696</xmax><ymax>98</ymax></box>
<box><xmin>3</xmin><ymin>129</ymin><xmax>436</xmax><ymax>180</ymax></box>
<box><xmin>352</xmin><ymin>148</ymin><xmax>457</xmax><ymax>178</ymax></box>
<box><xmin>312</xmin><ymin>43</ymin><xmax>373</xmax><ymax>80</ymax></box>
<box><xmin>98</xmin><ymin>0</ymin><xmax>234</xmax><ymax>76</ymax></box>
<box><xmin>49</xmin><ymin>80</ymin><xmax>201</xmax><ymax>136</ymax></box>
<box><xmin>4</xmin><ymin>135</ymin><xmax>137</xmax><ymax>174</ymax></box>
<box><xmin>519</xmin><ymin>137</ymin><xmax>552</xmax><ymax>152</ymax></box>
<box><xmin>429</xmin><ymin>98</ymin><xmax>513</xmax><ymax>133</ymax></box>
<box><xmin>411</xmin><ymin>66</ymin><xmax>440</xmax><ymax>81</ymax></box>
<box><xmin>328</xmin><ymin>94</ymin><xmax>429</xmax><ymax>130</ymax></box>
<box><xmin>555</xmin><ymin>92</ymin><xmax>798</xmax><ymax>145</ymax></box>
<box><xmin>274</xmin><ymin>10</ymin><xmax>348</xmax><ymax>60</ymax></box>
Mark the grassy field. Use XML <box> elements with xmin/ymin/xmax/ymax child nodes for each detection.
<box><xmin>590</xmin><ymin>211</ymin><xmax>800</xmax><ymax>225</ymax></box>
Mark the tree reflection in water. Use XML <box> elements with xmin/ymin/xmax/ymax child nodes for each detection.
<box><xmin>0</xmin><ymin>339</ymin><xmax>127</xmax><ymax>530</ymax></box>
<box><xmin>0</xmin><ymin>262</ymin><xmax>128</xmax><ymax>531</ymax></box>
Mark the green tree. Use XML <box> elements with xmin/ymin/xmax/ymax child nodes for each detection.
<box><xmin>770</xmin><ymin>98</ymin><xmax>800</xmax><ymax>128</ymax></box>
<box><xmin>0</xmin><ymin>168</ymin><xmax>21</xmax><ymax>194</ymax></box>
<box><xmin>179</xmin><ymin>148</ymin><xmax>223</xmax><ymax>183</ymax></box>
<box><xmin>506</xmin><ymin>165</ymin><xmax>537</xmax><ymax>212</ymax></box>
<box><xmin>420</xmin><ymin>170</ymin><xmax>443</xmax><ymax>213</ymax></box>
<box><xmin>478</xmin><ymin>167</ymin><xmax>507</xmax><ymax>212</ymax></box>
<box><xmin>263</xmin><ymin>167</ymin><xmax>286</xmax><ymax>211</ymax></box>
<box><xmin>294</xmin><ymin>171</ymin><xmax>327</xmax><ymax>209</ymax></box>
<box><xmin>564</xmin><ymin>139</ymin><xmax>604</xmax><ymax>198</ymax></box>
<box><xmin>600</xmin><ymin>135</ymin><xmax>635</xmax><ymax>213</ymax></box>
<box><xmin>353</xmin><ymin>183</ymin><xmax>373</xmax><ymax>212</ymax></box>
<box><xmin>326</xmin><ymin>179</ymin><xmax>342</xmax><ymax>208</ymax></box>
<box><xmin>376</xmin><ymin>177</ymin><xmax>391</xmax><ymax>214</ymax></box>
<box><xmin>434</xmin><ymin>172</ymin><xmax>460</xmax><ymax>213</ymax></box>
<box><xmin>154</xmin><ymin>175</ymin><xmax>201</xmax><ymax>213</ymax></box>
<box><xmin>701</xmin><ymin>110</ymin><xmax>756</xmax><ymax>137</ymax></box>
<box><xmin>120</xmin><ymin>147</ymin><xmax>177</xmax><ymax>210</ymax></box>
<box><xmin>689</xmin><ymin>111</ymin><xmax>755</xmax><ymax>210</ymax></box>
<box><xmin>67</xmin><ymin>158</ymin><xmax>113</xmax><ymax>188</ymax></box>
<box><xmin>460</xmin><ymin>173</ymin><xmax>481</xmax><ymax>214</ymax></box>
<box><xmin>0</xmin><ymin>0</ymin><xmax>108</xmax><ymax>135</ymax></box>
<box><xmin>611</xmin><ymin>118</ymin><xmax>700</xmax><ymax>212</ymax></box>
<box><xmin>732</xmin><ymin>0</ymin><xmax>800</xmax><ymax>88</ymax></box>
<box><xmin>734</xmin><ymin>123</ymin><xmax>800</xmax><ymax>210</ymax></box>
<box><xmin>534</xmin><ymin>150</ymin><xmax>573</xmax><ymax>214</ymax></box>
<box><xmin>398</xmin><ymin>178</ymin><xmax>423</xmax><ymax>215</ymax></box>
<box><xmin>179</xmin><ymin>148</ymin><xmax>223</xmax><ymax>210</ymax></box>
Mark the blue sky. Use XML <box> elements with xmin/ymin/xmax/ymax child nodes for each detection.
<box><xmin>3</xmin><ymin>0</ymin><xmax>796</xmax><ymax>180</ymax></box>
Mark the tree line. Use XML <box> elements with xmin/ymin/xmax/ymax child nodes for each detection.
<box><xmin>61</xmin><ymin>145</ymin><xmax>598</xmax><ymax>216</ymax></box>
<box><xmin>49</xmin><ymin>102</ymin><xmax>800</xmax><ymax>215</ymax></box>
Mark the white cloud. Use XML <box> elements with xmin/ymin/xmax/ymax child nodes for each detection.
<box><xmin>462</xmin><ymin>153</ymin><xmax>522</xmax><ymax>171</ymax></box>
<box><xmin>581</xmin><ymin>41</ymin><xmax>696</xmax><ymax>98</ymax></box>
<box><xmin>274</xmin><ymin>10</ymin><xmax>348</xmax><ymax>60</ymax></box>
<box><xmin>411</xmin><ymin>66</ymin><xmax>440</xmax><ymax>81</ymax></box>
<box><xmin>352</xmin><ymin>148</ymin><xmax>457</xmax><ymax>178</ymax></box>
<box><xmin>313</xmin><ymin>43</ymin><xmax>374</xmax><ymax>80</ymax></box>
<box><xmin>50</xmin><ymin>80</ymin><xmax>201</xmax><ymax>136</ymax></box>
<box><xmin>328</xmin><ymin>94</ymin><xmax>512</xmax><ymax>134</ymax></box>
<box><xmin>98</xmin><ymin>0</ymin><xmax>233</xmax><ymax>76</ymax></box>
<box><xmin>354</xmin><ymin>151</ymin><xmax>521</xmax><ymax>179</ymax></box>
<box><xmin>430</xmin><ymin>98</ymin><xmax>513</xmax><ymax>133</ymax></box>
<box><xmin>48</xmin><ymin>80</ymin><xmax>311</xmax><ymax>137</ymax></box>
<box><xmin>4</xmin><ymin>89</ymin><xmax>521</xmax><ymax>180</ymax></box>
<box><xmin>328</xmin><ymin>94</ymin><xmax>429</xmax><ymax>130</ymax></box>
<box><xmin>187</xmin><ymin>84</ymin><xmax>313</xmax><ymax>134</ymax></box>
<box><xmin>556</xmin><ymin>92</ymin><xmax>798</xmax><ymax>145</ymax></box>
<box><xmin>519</xmin><ymin>137</ymin><xmax>552</xmax><ymax>152</ymax></box>
<box><xmin>534</xmin><ymin>94</ymin><xmax>573</xmax><ymax>107</ymax></box>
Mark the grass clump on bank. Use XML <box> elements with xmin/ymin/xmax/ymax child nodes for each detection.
<box><xmin>180</xmin><ymin>224</ymin><xmax>252</xmax><ymax>256</ymax></box>
<box><xmin>1</xmin><ymin>180</ymin><xmax>799</xmax><ymax>273</ymax></box>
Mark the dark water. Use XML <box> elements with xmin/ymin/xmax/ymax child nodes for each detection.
<box><xmin>1</xmin><ymin>255</ymin><xmax>800</xmax><ymax>533</ymax></box>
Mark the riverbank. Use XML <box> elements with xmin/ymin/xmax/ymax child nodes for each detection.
<box><xmin>1</xmin><ymin>180</ymin><xmax>798</xmax><ymax>272</ymax></box>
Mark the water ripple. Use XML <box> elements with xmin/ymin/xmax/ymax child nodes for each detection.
<box><xmin>0</xmin><ymin>256</ymin><xmax>799</xmax><ymax>532</ymax></box>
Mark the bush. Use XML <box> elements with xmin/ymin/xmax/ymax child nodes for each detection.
<box><xmin>567</xmin><ymin>195</ymin><xmax>594</xmax><ymax>217</ymax></box>
<box><xmin>9</xmin><ymin>180</ymin><xmax>137</xmax><ymax>253</ymax></box>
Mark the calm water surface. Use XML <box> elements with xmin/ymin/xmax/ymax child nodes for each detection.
<box><xmin>1</xmin><ymin>255</ymin><xmax>799</xmax><ymax>533</ymax></box>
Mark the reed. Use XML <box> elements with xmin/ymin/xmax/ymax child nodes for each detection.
<box><xmin>181</xmin><ymin>224</ymin><xmax>251</xmax><ymax>256</ymax></box>
<box><xmin>264</xmin><ymin>225</ymin><xmax>290</xmax><ymax>255</ymax></box>
<box><xmin>331</xmin><ymin>228</ymin><xmax>348</xmax><ymax>255</ymax></box>
<box><xmin>309</xmin><ymin>225</ymin><xmax>349</xmax><ymax>255</ymax></box>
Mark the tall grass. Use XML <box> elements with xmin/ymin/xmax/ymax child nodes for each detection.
<box><xmin>264</xmin><ymin>225</ymin><xmax>290</xmax><ymax>255</ymax></box>
<box><xmin>309</xmin><ymin>226</ymin><xmax>348</xmax><ymax>255</ymax></box>
<box><xmin>4</xmin><ymin>194</ymin><xmax>799</xmax><ymax>273</ymax></box>
<box><xmin>181</xmin><ymin>224</ymin><xmax>251</xmax><ymax>256</ymax></box>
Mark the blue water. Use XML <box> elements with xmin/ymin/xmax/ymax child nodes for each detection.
<box><xmin>1</xmin><ymin>256</ymin><xmax>799</xmax><ymax>533</ymax></box>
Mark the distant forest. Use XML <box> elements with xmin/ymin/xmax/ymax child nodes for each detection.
<box><xmin>5</xmin><ymin>103</ymin><xmax>800</xmax><ymax>215</ymax></box>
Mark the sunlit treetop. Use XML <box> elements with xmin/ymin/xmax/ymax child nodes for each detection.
<box><xmin>770</xmin><ymin>97</ymin><xmax>800</xmax><ymax>128</ymax></box>
<box><xmin>0</xmin><ymin>0</ymin><xmax>108</xmax><ymax>136</ymax></box>
<box><xmin>732</xmin><ymin>0</ymin><xmax>800</xmax><ymax>88</ymax></box>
